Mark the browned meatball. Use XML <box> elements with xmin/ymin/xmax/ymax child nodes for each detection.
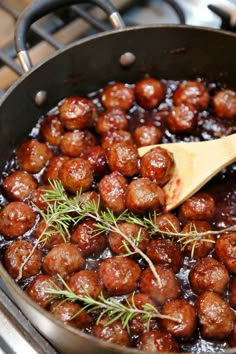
<box><xmin>99</xmin><ymin>256</ymin><xmax>141</xmax><ymax>295</ymax></box>
<box><xmin>173</xmin><ymin>81</ymin><xmax>209</xmax><ymax>110</ymax></box>
<box><xmin>167</xmin><ymin>104</ymin><xmax>198</xmax><ymax>133</ymax></box>
<box><xmin>133</xmin><ymin>124</ymin><xmax>162</xmax><ymax>147</ymax></box>
<box><xmin>152</xmin><ymin>212</ymin><xmax>181</xmax><ymax>236</ymax></box>
<box><xmin>2</xmin><ymin>171</ymin><xmax>37</xmax><ymax>201</ymax></box>
<box><xmin>213</xmin><ymin>89</ymin><xmax>236</xmax><ymax>120</ymax></box>
<box><xmin>134</xmin><ymin>77</ymin><xmax>165</xmax><ymax>110</ymax></box>
<box><xmin>79</xmin><ymin>145</ymin><xmax>108</xmax><ymax>177</ymax></box>
<box><xmin>50</xmin><ymin>300</ymin><xmax>92</xmax><ymax>329</ymax></box>
<box><xmin>101</xmin><ymin>82</ymin><xmax>135</xmax><ymax>111</ymax></box>
<box><xmin>98</xmin><ymin>171</ymin><xmax>128</xmax><ymax>214</ymax></box>
<box><xmin>0</xmin><ymin>201</ymin><xmax>36</xmax><ymax>238</ymax></box>
<box><xmin>67</xmin><ymin>270</ymin><xmax>103</xmax><ymax>299</ymax></box>
<box><xmin>31</xmin><ymin>184</ymin><xmax>54</xmax><ymax>211</ymax></box>
<box><xmin>33</xmin><ymin>218</ymin><xmax>66</xmax><ymax>249</ymax></box>
<box><xmin>140</xmin><ymin>146</ymin><xmax>175</xmax><ymax>185</ymax></box>
<box><xmin>189</xmin><ymin>257</ymin><xmax>230</xmax><ymax>295</ymax></box>
<box><xmin>40</xmin><ymin>114</ymin><xmax>64</xmax><ymax>146</ymax></box>
<box><xmin>229</xmin><ymin>277</ymin><xmax>236</xmax><ymax>309</ymax></box>
<box><xmin>79</xmin><ymin>190</ymin><xmax>99</xmax><ymax>206</ymax></box>
<box><xmin>136</xmin><ymin>330</ymin><xmax>179</xmax><ymax>353</ymax></box>
<box><xmin>93</xmin><ymin>317</ymin><xmax>130</xmax><ymax>347</ymax></box>
<box><xmin>214</xmin><ymin>232</ymin><xmax>236</xmax><ymax>273</ymax></box>
<box><xmin>108</xmin><ymin>222</ymin><xmax>149</xmax><ymax>255</ymax></box>
<box><xmin>101</xmin><ymin>129</ymin><xmax>133</xmax><ymax>150</ymax></box>
<box><xmin>160</xmin><ymin>299</ymin><xmax>197</xmax><ymax>339</ymax></box>
<box><xmin>178</xmin><ymin>192</ymin><xmax>216</xmax><ymax>222</ymax></box>
<box><xmin>107</xmin><ymin>142</ymin><xmax>139</xmax><ymax>177</ymax></box>
<box><xmin>96</xmin><ymin>108</ymin><xmax>128</xmax><ymax>134</ymax></box>
<box><xmin>125</xmin><ymin>177</ymin><xmax>165</xmax><ymax>215</ymax></box>
<box><xmin>146</xmin><ymin>239</ymin><xmax>183</xmax><ymax>273</ymax></box>
<box><xmin>58</xmin><ymin>158</ymin><xmax>93</xmax><ymax>193</ymax></box>
<box><xmin>59</xmin><ymin>97</ymin><xmax>97</xmax><ymax>130</ymax></box>
<box><xmin>42</xmin><ymin>243</ymin><xmax>84</xmax><ymax>278</ymax></box>
<box><xmin>71</xmin><ymin>218</ymin><xmax>106</xmax><ymax>256</ymax></box>
<box><xmin>4</xmin><ymin>240</ymin><xmax>42</xmax><ymax>279</ymax></box>
<box><xmin>196</xmin><ymin>291</ymin><xmax>234</xmax><ymax>340</ymax></box>
<box><xmin>42</xmin><ymin>156</ymin><xmax>70</xmax><ymax>182</ymax></box>
<box><xmin>17</xmin><ymin>139</ymin><xmax>52</xmax><ymax>174</ymax></box>
<box><xmin>140</xmin><ymin>265</ymin><xmax>181</xmax><ymax>305</ymax></box>
<box><xmin>59</xmin><ymin>130</ymin><xmax>96</xmax><ymax>157</ymax></box>
<box><xmin>26</xmin><ymin>274</ymin><xmax>61</xmax><ymax>308</ymax></box>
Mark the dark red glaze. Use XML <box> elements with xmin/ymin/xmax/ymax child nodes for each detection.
<box><xmin>79</xmin><ymin>145</ymin><xmax>108</xmax><ymax>177</ymax></box>
<box><xmin>42</xmin><ymin>156</ymin><xmax>70</xmax><ymax>182</ymax></box>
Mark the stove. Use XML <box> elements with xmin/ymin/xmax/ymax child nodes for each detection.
<box><xmin>0</xmin><ymin>0</ymin><xmax>236</xmax><ymax>353</ymax></box>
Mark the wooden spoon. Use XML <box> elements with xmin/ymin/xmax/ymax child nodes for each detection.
<box><xmin>138</xmin><ymin>133</ymin><xmax>236</xmax><ymax>211</ymax></box>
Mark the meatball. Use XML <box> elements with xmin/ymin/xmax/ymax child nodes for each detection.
<box><xmin>160</xmin><ymin>299</ymin><xmax>197</xmax><ymax>339</ymax></box>
<box><xmin>167</xmin><ymin>104</ymin><xmax>198</xmax><ymax>133</ymax></box>
<box><xmin>59</xmin><ymin>97</ymin><xmax>97</xmax><ymax>130</ymax></box>
<box><xmin>136</xmin><ymin>330</ymin><xmax>179</xmax><ymax>353</ymax></box>
<box><xmin>196</xmin><ymin>291</ymin><xmax>234</xmax><ymax>340</ymax></box>
<box><xmin>98</xmin><ymin>171</ymin><xmax>128</xmax><ymax>214</ymax></box>
<box><xmin>31</xmin><ymin>184</ymin><xmax>54</xmax><ymax>211</ymax></box>
<box><xmin>33</xmin><ymin>218</ymin><xmax>66</xmax><ymax>249</ymax></box>
<box><xmin>71</xmin><ymin>218</ymin><xmax>106</xmax><ymax>256</ymax></box>
<box><xmin>0</xmin><ymin>201</ymin><xmax>36</xmax><ymax>238</ymax></box>
<box><xmin>213</xmin><ymin>89</ymin><xmax>236</xmax><ymax>120</ymax></box>
<box><xmin>93</xmin><ymin>317</ymin><xmax>130</xmax><ymax>347</ymax></box>
<box><xmin>134</xmin><ymin>77</ymin><xmax>165</xmax><ymax>110</ymax></box>
<box><xmin>96</xmin><ymin>108</ymin><xmax>128</xmax><ymax>134</ymax></box>
<box><xmin>40</xmin><ymin>114</ymin><xmax>64</xmax><ymax>146</ymax></box>
<box><xmin>58</xmin><ymin>158</ymin><xmax>93</xmax><ymax>193</ymax></box>
<box><xmin>214</xmin><ymin>232</ymin><xmax>236</xmax><ymax>273</ymax></box>
<box><xmin>189</xmin><ymin>257</ymin><xmax>230</xmax><ymax>295</ymax></box>
<box><xmin>125</xmin><ymin>177</ymin><xmax>165</xmax><ymax>215</ymax></box>
<box><xmin>79</xmin><ymin>145</ymin><xmax>108</xmax><ymax>177</ymax></box>
<box><xmin>79</xmin><ymin>190</ymin><xmax>100</xmax><ymax>206</ymax></box>
<box><xmin>152</xmin><ymin>212</ymin><xmax>181</xmax><ymax>236</ymax></box>
<box><xmin>133</xmin><ymin>124</ymin><xmax>162</xmax><ymax>147</ymax></box>
<box><xmin>17</xmin><ymin>139</ymin><xmax>52</xmax><ymax>174</ymax></box>
<box><xmin>173</xmin><ymin>80</ymin><xmax>209</xmax><ymax>110</ymax></box>
<box><xmin>107</xmin><ymin>142</ymin><xmax>139</xmax><ymax>177</ymax></box>
<box><xmin>101</xmin><ymin>82</ymin><xmax>135</xmax><ymax>111</ymax></box>
<box><xmin>67</xmin><ymin>270</ymin><xmax>103</xmax><ymax>299</ymax></box>
<box><xmin>59</xmin><ymin>130</ymin><xmax>96</xmax><ymax>157</ymax></box>
<box><xmin>178</xmin><ymin>191</ymin><xmax>216</xmax><ymax>222</ymax></box>
<box><xmin>2</xmin><ymin>170</ymin><xmax>37</xmax><ymax>201</ymax></box>
<box><xmin>4</xmin><ymin>240</ymin><xmax>42</xmax><ymax>279</ymax></box>
<box><xmin>42</xmin><ymin>156</ymin><xmax>70</xmax><ymax>182</ymax></box>
<box><xmin>140</xmin><ymin>265</ymin><xmax>181</xmax><ymax>305</ymax></box>
<box><xmin>108</xmin><ymin>222</ymin><xmax>149</xmax><ymax>255</ymax></box>
<box><xmin>229</xmin><ymin>277</ymin><xmax>236</xmax><ymax>309</ymax></box>
<box><xmin>99</xmin><ymin>256</ymin><xmax>141</xmax><ymax>295</ymax></box>
<box><xmin>101</xmin><ymin>129</ymin><xmax>133</xmax><ymax>150</ymax></box>
<box><xmin>42</xmin><ymin>243</ymin><xmax>85</xmax><ymax>278</ymax></box>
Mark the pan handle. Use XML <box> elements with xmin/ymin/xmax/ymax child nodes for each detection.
<box><xmin>15</xmin><ymin>0</ymin><xmax>125</xmax><ymax>73</ymax></box>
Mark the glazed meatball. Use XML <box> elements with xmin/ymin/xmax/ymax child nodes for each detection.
<box><xmin>173</xmin><ymin>80</ymin><xmax>209</xmax><ymax>110</ymax></box>
<box><xmin>214</xmin><ymin>232</ymin><xmax>236</xmax><ymax>273</ymax></box>
<box><xmin>99</xmin><ymin>256</ymin><xmax>141</xmax><ymax>295</ymax></box>
<box><xmin>40</xmin><ymin>114</ymin><xmax>64</xmax><ymax>146</ymax></box>
<box><xmin>71</xmin><ymin>218</ymin><xmax>106</xmax><ymax>256</ymax></box>
<box><xmin>196</xmin><ymin>291</ymin><xmax>234</xmax><ymax>340</ymax></box>
<box><xmin>146</xmin><ymin>239</ymin><xmax>183</xmax><ymax>273</ymax></box>
<box><xmin>178</xmin><ymin>191</ymin><xmax>216</xmax><ymax>222</ymax></box>
<box><xmin>42</xmin><ymin>243</ymin><xmax>85</xmax><ymax>278</ymax></box>
<box><xmin>2</xmin><ymin>170</ymin><xmax>37</xmax><ymax>201</ymax></box>
<box><xmin>96</xmin><ymin>108</ymin><xmax>128</xmax><ymax>134</ymax></box>
<box><xmin>59</xmin><ymin>130</ymin><xmax>96</xmax><ymax>157</ymax></box>
<box><xmin>4</xmin><ymin>240</ymin><xmax>42</xmax><ymax>279</ymax></box>
<box><xmin>59</xmin><ymin>97</ymin><xmax>97</xmax><ymax>130</ymax></box>
<box><xmin>140</xmin><ymin>146</ymin><xmax>175</xmax><ymax>185</ymax></box>
<box><xmin>213</xmin><ymin>89</ymin><xmax>236</xmax><ymax>120</ymax></box>
<box><xmin>0</xmin><ymin>201</ymin><xmax>36</xmax><ymax>238</ymax></box>
<box><xmin>31</xmin><ymin>184</ymin><xmax>54</xmax><ymax>211</ymax></box>
<box><xmin>189</xmin><ymin>257</ymin><xmax>230</xmax><ymax>295</ymax></box>
<box><xmin>93</xmin><ymin>317</ymin><xmax>130</xmax><ymax>347</ymax></box>
<box><xmin>125</xmin><ymin>177</ymin><xmax>165</xmax><ymax>215</ymax></box>
<box><xmin>152</xmin><ymin>212</ymin><xmax>181</xmax><ymax>236</ymax></box>
<box><xmin>133</xmin><ymin>124</ymin><xmax>162</xmax><ymax>147</ymax></box>
<box><xmin>79</xmin><ymin>190</ymin><xmax>100</xmax><ymax>206</ymax></box>
<box><xmin>101</xmin><ymin>82</ymin><xmax>135</xmax><ymax>111</ymax></box>
<box><xmin>229</xmin><ymin>277</ymin><xmax>236</xmax><ymax>309</ymax></box>
<box><xmin>140</xmin><ymin>265</ymin><xmax>181</xmax><ymax>305</ymax></box>
<box><xmin>160</xmin><ymin>299</ymin><xmax>197</xmax><ymax>339</ymax></box>
<box><xmin>67</xmin><ymin>270</ymin><xmax>103</xmax><ymax>299</ymax></box>
<box><xmin>136</xmin><ymin>330</ymin><xmax>179</xmax><ymax>353</ymax></box>
<box><xmin>167</xmin><ymin>104</ymin><xmax>198</xmax><ymax>133</ymax></box>
<box><xmin>42</xmin><ymin>156</ymin><xmax>70</xmax><ymax>182</ymax></box>
<box><xmin>98</xmin><ymin>171</ymin><xmax>128</xmax><ymax>214</ymax></box>
<box><xmin>79</xmin><ymin>145</ymin><xmax>108</xmax><ymax>177</ymax></box>
<box><xmin>134</xmin><ymin>77</ymin><xmax>165</xmax><ymax>110</ymax></box>
<box><xmin>101</xmin><ymin>129</ymin><xmax>133</xmax><ymax>150</ymax></box>
<box><xmin>33</xmin><ymin>218</ymin><xmax>66</xmax><ymax>249</ymax></box>
<box><xmin>58</xmin><ymin>158</ymin><xmax>93</xmax><ymax>193</ymax></box>
<box><xmin>17</xmin><ymin>139</ymin><xmax>52</xmax><ymax>174</ymax></box>
<box><xmin>108</xmin><ymin>222</ymin><xmax>149</xmax><ymax>255</ymax></box>
<box><xmin>107</xmin><ymin>142</ymin><xmax>139</xmax><ymax>177</ymax></box>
